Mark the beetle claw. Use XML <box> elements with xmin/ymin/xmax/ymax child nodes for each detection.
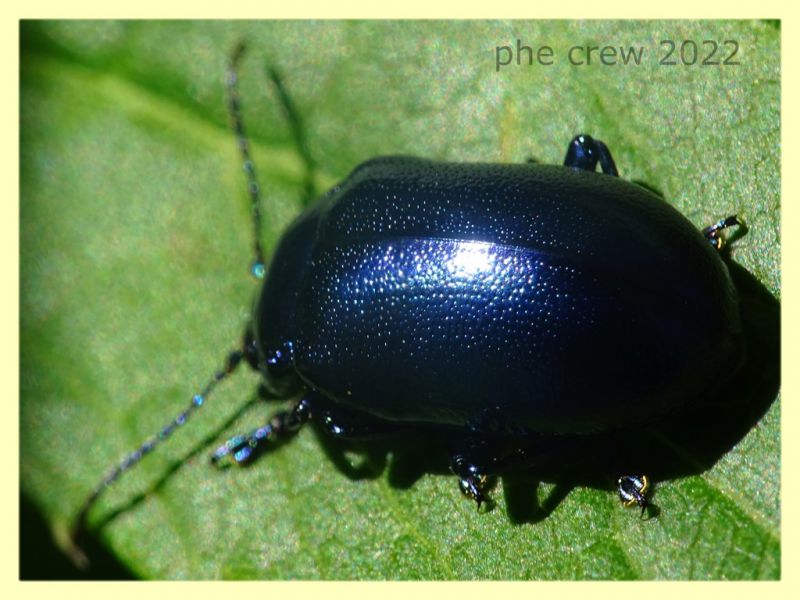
<box><xmin>703</xmin><ymin>215</ymin><xmax>746</xmax><ymax>250</ymax></box>
<box><xmin>458</xmin><ymin>474</ymin><xmax>489</xmax><ymax>509</ymax></box>
<box><xmin>617</xmin><ymin>474</ymin><xmax>653</xmax><ymax>518</ymax></box>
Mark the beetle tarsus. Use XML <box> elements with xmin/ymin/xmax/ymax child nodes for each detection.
<box><xmin>564</xmin><ymin>134</ymin><xmax>619</xmax><ymax>176</ymax></box>
<box><xmin>211</xmin><ymin>397</ymin><xmax>312</xmax><ymax>467</ymax></box>
<box><xmin>703</xmin><ymin>215</ymin><xmax>747</xmax><ymax>251</ymax></box>
<box><xmin>617</xmin><ymin>474</ymin><xmax>653</xmax><ymax>518</ymax></box>
<box><xmin>458</xmin><ymin>474</ymin><xmax>489</xmax><ymax>509</ymax></box>
<box><xmin>450</xmin><ymin>449</ymin><xmax>492</xmax><ymax>509</ymax></box>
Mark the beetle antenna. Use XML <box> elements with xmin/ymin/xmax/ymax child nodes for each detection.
<box><xmin>69</xmin><ymin>349</ymin><xmax>245</xmax><ymax>565</ymax></box>
<box><xmin>227</xmin><ymin>41</ymin><xmax>266</xmax><ymax>280</ymax></box>
<box><xmin>69</xmin><ymin>42</ymin><xmax>271</xmax><ymax>565</ymax></box>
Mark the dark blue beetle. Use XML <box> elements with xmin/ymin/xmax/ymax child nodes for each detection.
<box><xmin>76</xmin><ymin>45</ymin><xmax>745</xmax><ymax>533</ymax></box>
<box><xmin>233</xmin><ymin>149</ymin><xmax>743</xmax><ymax>510</ymax></box>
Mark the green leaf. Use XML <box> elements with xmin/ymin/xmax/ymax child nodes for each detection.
<box><xmin>21</xmin><ymin>20</ymin><xmax>780</xmax><ymax>580</ymax></box>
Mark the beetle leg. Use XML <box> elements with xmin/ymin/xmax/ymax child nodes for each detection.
<box><xmin>703</xmin><ymin>215</ymin><xmax>747</xmax><ymax>251</ymax></box>
<box><xmin>563</xmin><ymin>134</ymin><xmax>619</xmax><ymax>176</ymax></box>
<box><xmin>458</xmin><ymin>473</ymin><xmax>489</xmax><ymax>507</ymax></box>
<box><xmin>210</xmin><ymin>396</ymin><xmax>312</xmax><ymax>467</ymax></box>
<box><xmin>450</xmin><ymin>444</ymin><xmax>492</xmax><ymax>509</ymax></box>
<box><xmin>617</xmin><ymin>474</ymin><xmax>652</xmax><ymax>518</ymax></box>
<box><xmin>453</xmin><ymin>467</ymin><xmax>489</xmax><ymax>509</ymax></box>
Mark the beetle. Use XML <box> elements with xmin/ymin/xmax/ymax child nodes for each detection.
<box><xmin>74</xmin><ymin>43</ymin><xmax>746</xmax><ymax>539</ymax></box>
